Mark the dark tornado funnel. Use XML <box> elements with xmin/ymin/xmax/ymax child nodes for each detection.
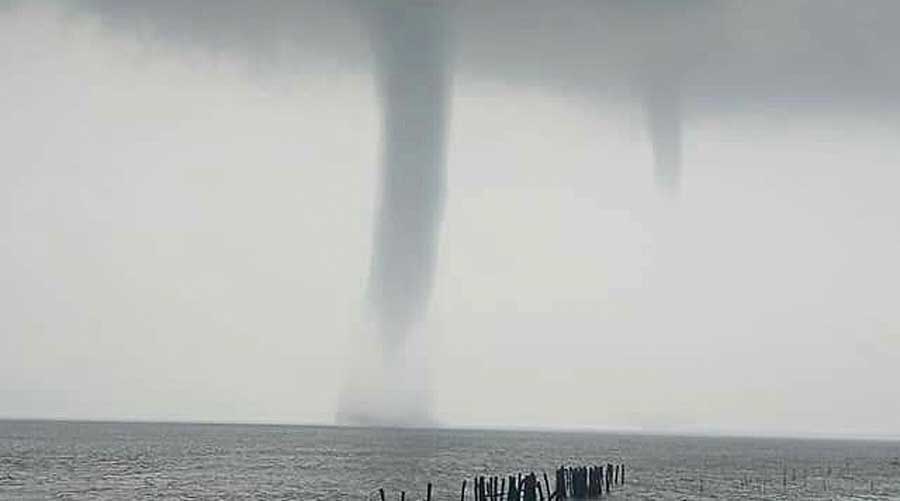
<box><xmin>336</xmin><ymin>1</ymin><xmax>452</xmax><ymax>426</ymax></box>
<box><xmin>367</xmin><ymin>1</ymin><xmax>452</xmax><ymax>353</ymax></box>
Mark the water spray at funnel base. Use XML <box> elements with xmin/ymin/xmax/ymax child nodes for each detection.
<box><xmin>336</xmin><ymin>2</ymin><xmax>452</xmax><ymax>427</ymax></box>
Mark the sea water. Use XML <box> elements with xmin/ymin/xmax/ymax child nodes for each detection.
<box><xmin>1</xmin><ymin>420</ymin><xmax>899</xmax><ymax>499</ymax></box>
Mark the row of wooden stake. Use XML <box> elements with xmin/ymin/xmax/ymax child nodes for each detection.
<box><xmin>553</xmin><ymin>464</ymin><xmax>625</xmax><ymax>499</ymax></box>
<box><xmin>375</xmin><ymin>463</ymin><xmax>626</xmax><ymax>501</ymax></box>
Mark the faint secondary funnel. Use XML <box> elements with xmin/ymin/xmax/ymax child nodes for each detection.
<box><xmin>645</xmin><ymin>82</ymin><xmax>682</xmax><ymax>194</ymax></box>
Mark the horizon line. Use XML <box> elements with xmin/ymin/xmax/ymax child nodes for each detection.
<box><xmin>1</xmin><ymin>415</ymin><xmax>898</xmax><ymax>443</ymax></box>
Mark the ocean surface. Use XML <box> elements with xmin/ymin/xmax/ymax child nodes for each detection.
<box><xmin>1</xmin><ymin>420</ymin><xmax>899</xmax><ymax>500</ymax></box>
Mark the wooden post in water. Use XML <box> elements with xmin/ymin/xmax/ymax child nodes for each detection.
<box><xmin>558</xmin><ymin>467</ymin><xmax>563</xmax><ymax>499</ymax></box>
<box><xmin>379</xmin><ymin>488</ymin><xmax>386</xmax><ymax>501</ymax></box>
<box><xmin>427</xmin><ymin>482</ymin><xmax>432</xmax><ymax>501</ymax></box>
<box><xmin>573</xmin><ymin>468</ymin><xmax>579</xmax><ymax>498</ymax></box>
<box><xmin>527</xmin><ymin>473</ymin><xmax>538</xmax><ymax>501</ymax></box>
<box><xmin>580</xmin><ymin>467</ymin><xmax>588</xmax><ymax>497</ymax></box>
<box><xmin>563</xmin><ymin>466</ymin><xmax>568</xmax><ymax>498</ymax></box>
<box><xmin>461</xmin><ymin>480</ymin><xmax>467</xmax><ymax>501</ymax></box>
<box><xmin>587</xmin><ymin>467</ymin><xmax>593</xmax><ymax>498</ymax></box>
<box><xmin>597</xmin><ymin>465</ymin><xmax>603</xmax><ymax>496</ymax></box>
<box><xmin>401</xmin><ymin>491</ymin><xmax>405</xmax><ymax>501</ymax></box>
<box><xmin>554</xmin><ymin>467</ymin><xmax>563</xmax><ymax>499</ymax></box>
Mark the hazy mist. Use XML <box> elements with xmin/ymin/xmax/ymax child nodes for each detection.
<box><xmin>2</xmin><ymin>1</ymin><xmax>899</xmax><ymax>437</ymax></box>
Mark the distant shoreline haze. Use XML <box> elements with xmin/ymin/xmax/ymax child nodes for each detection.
<box><xmin>1</xmin><ymin>418</ymin><xmax>897</xmax><ymax>443</ymax></box>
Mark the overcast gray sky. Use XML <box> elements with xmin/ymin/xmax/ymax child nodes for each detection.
<box><xmin>2</xmin><ymin>2</ymin><xmax>899</xmax><ymax>438</ymax></box>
